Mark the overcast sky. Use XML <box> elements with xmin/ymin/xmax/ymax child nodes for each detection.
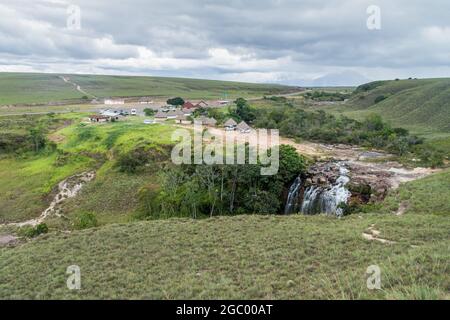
<box><xmin>0</xmin><ymin>0</ymin><xmax>449</xmax><ymax>85</ymax></box>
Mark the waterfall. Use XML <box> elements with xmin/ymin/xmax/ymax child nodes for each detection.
<box><xmin>284</xmin><ymin>176</ymin><xmax>302</xmax><ymax>214</ymax></box>
<box><xmin>300</xmin><ymin>164</ymin><xmax>351</xmax><ymax>217</ymax></box>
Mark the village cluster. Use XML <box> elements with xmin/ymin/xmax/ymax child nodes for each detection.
<box><xmin>88</xmin><ymin>99</ymin><xmax>252</xmax><ymax>133</ymax></box>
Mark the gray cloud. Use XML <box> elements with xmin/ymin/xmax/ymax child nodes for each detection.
<box><xmin>0</xmin><ymin>0</ymin><xmax>449</xmax><ymax>85</ymax></box>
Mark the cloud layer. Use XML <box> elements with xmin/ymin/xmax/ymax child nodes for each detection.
<box><xmin>0</xmin><ymin>0</ymin><xmax>449</xmax><ymax>85</ymax></box>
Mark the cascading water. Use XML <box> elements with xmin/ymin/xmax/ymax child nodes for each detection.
<box><xmin>284</xmin><ymin>176</ymin><xmax>302</xmax><ymax>214</ymax></box>
<box><xmin>300</xmin><ymin>164</ymin><xmax>351</xmax><ymax>216</ymax></box>
<box><xmin>284</xmin><ymin>163</ymin><xmax>351</xmax><ymax>216</ymax></box>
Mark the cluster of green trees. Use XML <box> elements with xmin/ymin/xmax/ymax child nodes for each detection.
<box><xmin>229</xmin><ymin>98</ymin><xmax>256</xmax><ymax>123</ymax></box>
<box><xmin>136</xmin><ymin>145</ymin><xmax>306</xmax><ymax>219</ymax></box>
<box><xmin>167</xmin><ymin>97</ymin><xmax>185</xmax><ymax>106</ymax></box>
<box><xmin>253</xmin><ymin>105</ymin><xmax>425</xmax><ymax>155</ymax></box>
<box><xmin>0</xmin><ymin>115</ymin><xmax>58</xmax><ymax>156</ymax></box>
<box><xmin>303</xmin><ymin>91</ymin><xmax>351</xmax><ymax>102</ymax></box>
<box><xmin>191</xmin><ymin>98</ymin><xmax>256</xmax><ymax>125</ymax></box>
<box><xmin>354</xmin><ymin>81</ymin><xmax>385</xmax><ymax>93</ymax></box>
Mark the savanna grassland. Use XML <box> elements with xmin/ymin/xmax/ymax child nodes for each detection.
<box><xmin>307</xmin><ymin>79</ymin><xmax>450</xmax><ymax>157</ymax></box>
<box><xmin>0</xmin><ymin>72</ymin><xmax>294</xmax><ymax>106</ymax></box>
<box><xmin>0</xmin><ymin>204</ymin><xmax>449</xmax><ymax>299</ymax></box>
<box><xmin>303</xmin><ymin>78</ymin><xmax>450</xmax><ymax>135</ymax></box>
<box><xmin>253</xmin><ymin>79</ymin><xmax>450</xmax><ymax>160</ymax></box>
<box><xmin>0</xmin><ymin>76</ymin><xmax>449</xmax><ymax>300</ymax></box>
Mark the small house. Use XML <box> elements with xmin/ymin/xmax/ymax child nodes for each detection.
<box><xmin>139</xmin><ymin>97</ymin><xmax>153</xmax><ymax>104</ymax></box>
<box><xmin>182</xmin><ymin>102</ymin><xmax>195</xmax><ymax>109</ymax></box>
<box><xmin>154</xmin><ymin>110</ymin><xmax>167</xmax><ymax>122</ymax></box>
<box><xmin>237</xmin><ymin>121</ymin><xmax>251</xmax><ymax>133</ymax></box>
<box><xmin>166</xmin><ymin>109</ymin><xmax>184</xmax><ymax>119</ymax></box>
<box><xmin>104</xmin><ymin>99</ymin><xmax>125</xmax><ymax>105</ymax></box>
<box><xmin>182</xmin><ymin>108</ymin><xmax>193</xmax><ymax>116</ymax></box>
<box><xmin>224</xmin><ymin>118</ymin><xmax>238</xmax><ymax>131</ymax></box>
<box><xmin>89</xmin><ymin>115</ymin><xmax>110</xmax><ymax>123</ymax></box>
<box><xmin>101</xmin><ymin>110</ymin><xmax>122</xmax><ymax>121</ymax></box>
<box><xmin>176</xmin><ymin>114</ymin><xmax>192</xmax><ymax>125</ymax></box>
<box><xmin>195</xmin><ymin>100</ymin><xmax>208</xmax><ymax>108</ymax></box>
<box><xmin>99</xmin><ymin>109</ymin><xmax>123</xmax><ymax>121</ymax></box>
<box><xmin>194</xmin><ymin>116</ymin><xmax>217</xmax><ymax>127</ymax></box>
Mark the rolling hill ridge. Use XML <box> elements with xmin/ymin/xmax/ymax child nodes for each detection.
<box><xmin>348</xmin><ymin>78</ymin><xmax>450</xmax><ymax>133</ymax></box>
<box><xmin>0</xmin><ymin>72</ymin><xmax>295</xmax><ymax>106</ymax></box>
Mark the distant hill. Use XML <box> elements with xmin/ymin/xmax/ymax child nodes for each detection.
<box><xmin>0</xmin><ymin>72</ymin><xmax>295</xmax><ymax>106</ymax></box>
<box><xmin>279</xmin><ymin>71</ymin><xmax>370</xmax><ymax>87</ymax></box>
<box><xmin>309</xmin><ymin>71</ymin><xmax>371</xmax><ymax>87</ymax></box>
<box><xmin>347</xmin><ymin>78</ymin><xmax>450</xmax><ymax>133</ymax></box>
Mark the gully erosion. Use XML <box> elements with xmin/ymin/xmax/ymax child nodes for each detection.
<box><xmin>282</xmin><ymin>143</ymin><xmax>439</xmax><ymax>216</ymax></box>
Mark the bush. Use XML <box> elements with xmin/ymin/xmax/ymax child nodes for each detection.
<box><xmin>144</xmin><ymin>108</ymin><xmax>155</xmax><ymax>116</ymax></box>
<box><xmin>116</xmin><ymin>146</ymin><xmax>170</xmax><ymax>173</ymax></box>
<box><xmin>19</xmin><ymin>223</ymin><xmax>49</xmax><ymax>238</ymax></box>
<box><xmin>116</xmin><ymin>148</ymin><xmax>150</xmax><ymax>173</ymax></box>
<box><xmin>374</xmin><ymin>95</ymin><xmax>387</xmax><ymax>104</ymax></box>
<box><xmin>74</xmin><ymin>212</ymin><xmax>98</xmax><ymax>229</ymax></box>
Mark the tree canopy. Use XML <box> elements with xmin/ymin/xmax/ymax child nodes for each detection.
<box><xmin>167</xmin><ymin>97</ymin><xmax>185</xmax><ymax>106</ymax></box>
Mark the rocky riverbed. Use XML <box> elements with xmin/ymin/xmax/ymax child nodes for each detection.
<box><xmin>282</xmin><ymin>144</ymin><xmax>440</xmax><ymax>216</ymax></box>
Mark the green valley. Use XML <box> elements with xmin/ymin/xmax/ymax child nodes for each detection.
<box><xmin>0</xmin><ymin>75</ymin><xmax>449</xmax><ymax>300</ymax></box>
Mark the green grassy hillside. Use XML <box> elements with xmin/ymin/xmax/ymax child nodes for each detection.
<box><xmin>68</xmin><ymin>74</ymin><xmax>292</xmax><ymax>100</ymax></box>
<box><xmin>1</xmin><ymin>196</ymin><xmax>449</xmax><ymax>299</ymax></box>
<box><xmin>0</xmin><ymin>72</ymin><xmax>294</xmax><ymax>106</ymax></box>
<box><xmin>0</xmin><ymin>114</ymin><xmax>176</xmax><ymax>224</ymax></box>
<box><xmin>0</xmin><ymin>73</ymin><xmax>85</xmax><ymax>105</ymax></box>
<box><xmin>347</xmin><ymin>78</ymin><xmax>450</xmax><ymax>134</ymax></box>
<box><xmin>0</xmin><ymin>111</ymin><xmax>449</xmax><ymax>300</ymax></box>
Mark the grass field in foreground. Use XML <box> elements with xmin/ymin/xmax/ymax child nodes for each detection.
<box><xmin>1</xmin><ymin>169</ymin><xmax>449</xmax><ymax>299</ymax></box>
<box><xmin>0</xmin><ymin>211</ymin><xmax>448</xmax><ymax>299</ymax></box>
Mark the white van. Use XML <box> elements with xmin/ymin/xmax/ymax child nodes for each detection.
<box><xmin>131</xmin><ymin>108</ymin><xmax>137</xmax><ymax>116</ymax></box>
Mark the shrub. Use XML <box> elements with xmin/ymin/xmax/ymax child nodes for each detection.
<box><xmin>74</xmin><ymin>212</ymin><xmax>98</xmax><ymax>229</ymax></box>
<box><xmin>19</xmin><ymin>223</ymin><xmax>49</xmax><ymax>238</ymax></box>
<box><xmin>144</xmin><ymin>108</ymin><xmax>155</xmax><ymax>116</ymax></box>
<box><xmin>116</xmin><ymin>148</ymin><xmax>149</xmax><ymax>173</ymax></box>
<box><xmin>116</xmin><ymin>146</ymin><xmax>170</xmax><ymax>173</ymax></box>
<box><xmin>374</xmin><ymin>95</ymin><xmax>387</xmax><ymax>104</ymax></box>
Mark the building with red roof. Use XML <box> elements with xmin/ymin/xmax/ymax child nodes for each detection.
<box><xmin>183</xmin><ymin>101</ymin><xmax>195</xmax><ymax>109</ymax></box>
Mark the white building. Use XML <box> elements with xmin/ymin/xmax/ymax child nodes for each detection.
<box><xmin>104</xmin><ymin>99</ymin><xmax>125</xmax><ymax>105</ymax></box>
